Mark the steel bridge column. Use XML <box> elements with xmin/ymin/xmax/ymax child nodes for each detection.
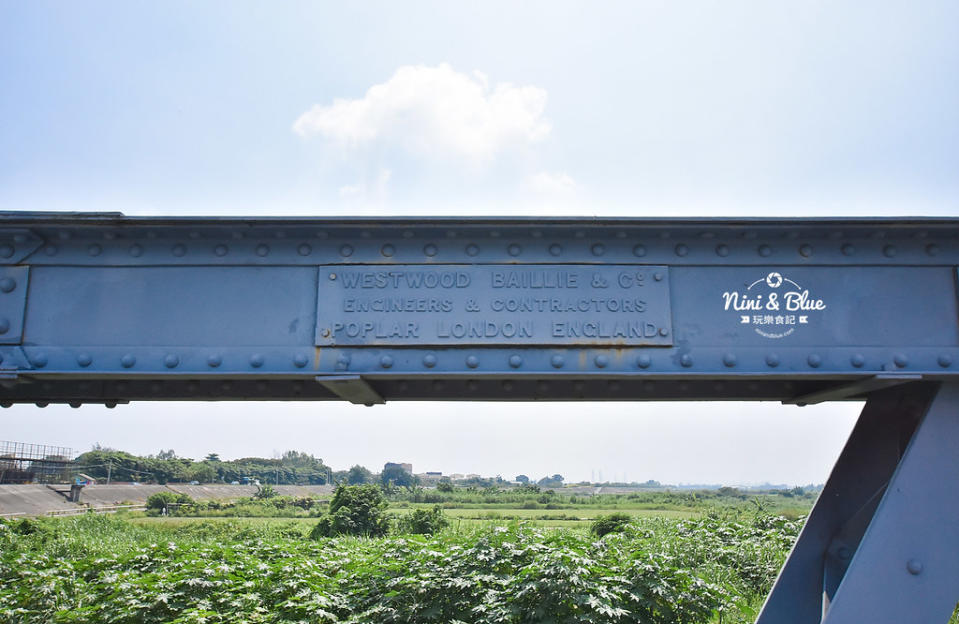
<box><xmin>756</xmin><ymin>382</ymin><xmax>959</xmax><ymax>623</ymax></box>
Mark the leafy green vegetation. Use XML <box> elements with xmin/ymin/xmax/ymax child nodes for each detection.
<box><xmin>310</xmin><ymin>484</ymin><xmax>390</xmax><ymax>538</ymax></box>
<box><xmin>1</xmin><ymin>511</ymin><xmax>800</xmax><ymax>623</ymax></box>
<box><xmin>591</xmin><ymin>512</ymin><xmax>633</xmax><ymax>537</ymax></box>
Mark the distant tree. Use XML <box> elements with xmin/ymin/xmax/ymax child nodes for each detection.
<box><xmin>515</xmin><ymin>475</ymin><xmax>530</xmax><ymax>484</ymax></box>
<box><xmin>186</xmin><ymin>462</ymin><xmax>217</xmax><ymax>483</ymax></box>
<box><xmin>537</xmin><ymin>474</ymin><xmax>564</xmax><ymax>488</ymax></box>
<box><xmin>145</xmin><ymin>492</ymin><xmax>194</xmax><ymax>515</ymax></box>
<box><xmin>205</xmin><ymin>453</ymin><xmax>221</xmax><ymax>462</ymax></box>
<box><xmin>156</xmin><ymin>449</ymin><xmax>177</xmax><ymax>460</ymax></box>
<box><xmin>381</xmin><ymin>464</ymin><xmax>416</xmax><ymax>488</ymax></box>
<box><xmin>436</xmin><ymin>478</ymin><xmax>454</xmax><ymax>493</ymax></box>
<box><xmin>347</xmin><ymin>465</ymin><xmax>373</xmax><ymax>485</ymax></box>
<box><xmin>311</xmin><ymin>484</ymin><xmax>390</xmax><ymax>538</ymax></box>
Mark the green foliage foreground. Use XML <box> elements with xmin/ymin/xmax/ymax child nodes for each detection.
<box><xmin>0</xmin><ymin>513</ymin><xmax>802</xmax><ymax>624</ymax></box>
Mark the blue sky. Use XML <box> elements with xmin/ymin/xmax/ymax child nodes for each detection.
<box><xmin>0</xmin><ymin>2</ymin><xmax>956</xmax><ymax>483</ymax></box>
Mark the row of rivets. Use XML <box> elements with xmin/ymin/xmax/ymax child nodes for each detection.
<box><xmin>38</xmin><ymin>240</ymin><xmax>950</xmax><ymax>259</ymax></box>
<box><xmin>17</xmin><ymin>351</ymin><xmax>954</xmax><ymax>370</ymax></box>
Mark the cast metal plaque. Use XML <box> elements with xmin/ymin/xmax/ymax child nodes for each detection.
<box><xmin>316</xmin><ymin>265</ymin><xmax>673</xmax><ymax>347</ymax></box>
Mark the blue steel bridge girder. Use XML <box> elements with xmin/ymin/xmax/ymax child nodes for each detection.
<box><xmin>0</xmin><ymin>214</ymin><xmax>956</xmax><ymax>406</ymax></box>
<box><xmin>0</xmin><ymin>212</ymin><xmax>958</xmax><ymax>622</ymax></box>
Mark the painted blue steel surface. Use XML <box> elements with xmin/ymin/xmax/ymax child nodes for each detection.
<box><xmin>316</xmin><ymin>264</ymin><xmax>672</xmax><ymax>347</ymax></box>
<box><xmin>0</xmin><ymin>213</ymin><xmax>954</xmax><ymax>401</ymax></box>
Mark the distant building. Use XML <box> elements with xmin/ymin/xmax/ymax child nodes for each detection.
<box><xmin>425</xmin><ymin>471</ymin><xmax>442</xmax><ymax>476</ymax></box>
<box><xmin>384</xmin><ymin>462</ymin><xmax>413</xmax><ymax>474</ymax></box>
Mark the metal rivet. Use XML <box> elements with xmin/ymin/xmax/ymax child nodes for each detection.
<box><xmin>906</xmin><ymin>559</ymin><xmax>923</xmax><ymax>575</ymax></box>
<box><xmin>36</xmin><ymin>402</ymin><xmax>49</xmax><ymax>408</ymax></box>
<box><xmin>883</xmin><ymin>245</ymin><xmax>897</xmax><ymax>258</ymax></box>
<box><xmin>507</xmin><ymin>243</ymin><xmax>521</xmax><ymax>256</ymax></box>
<box><xmin>328</xmin><ymin>273</ymin><xmax>336</xmax><ymax>280</ymax></box>
<box><xmin>402</xmin><ymin>230</ymin><xmax>414</xmax><ymax>239</ymax></box>
<box><xmin>423</xmin><ymin>244</ymin><xmax>438</xmax><ymax>257</ymax></box>
<box><xmin>423</xmin><ymin>354</ymin><xmax>437</xmax><ymax>368</ymax></box>
<box><xmin>925</xmin><ymin>243</ymin><xmax>939</xmax><ymax>256</ymax></box>
<box><xmin>380</xmin><ymin>355</ymin><xmax>393</xmax><ymax>368</ymax></box>
<box><xmin>466</xmin><ymin>355</ymin><xmax>479</xmax><ymax>368</ymax></box>
<box><xmin>88</xmin><ymin>243</ymin><xmax>102</xmax><ymax>257</ymax></box>
<box><xmin>335</xmin><ymin>354</ymin><xmax>349</xmax><ymax>370</ymax></box>
<box><xmin>723</xmin><ymin>353</ymin><xmax>736</xmax><ymax>367</ymax></box>
<box><xmin>31</xmin><ymin>353</ymin><xmax>48</xmax><ymax>368</ymax></box>
<box><xmin>680</xmin><ymin>354</ymin><xmax>693</xmax><ymax>367</ymax></box>
<box><xmin>551</xmin><ymin>354</ymin><xmax>564</xmax><ymax>368</ymax></box>
<box><xmin>293</xmin><ymin>354</ymin><xmax>308</xmax><ymax>368</ymax></box>
<box><xmin>549</xmin><ymin>243</ymin><xmax>563</xmax><ymax>256</ymax></box>
<box><xmin>538</xmin><ymin>381</ymin><xmax>550</xmax><ymax>393</ymax></box>
<box><xmin>381</xmin><ymin>244</ymin><xmax>395</xmax><ymax>257</ymax></box>
<box><xmin>466</xmin><ymin>244</ymin><xmax>479</xmax><ymax>256</ymax></box>
<box><xmin>207</xmin><ymin>354</ymin><xmax>222</xmax><ymax>368</ymax></box>
<box><xmin>632</xmin><ymin>244</ymin><xmax>647</xmax><ymax>257</ymax></box>
<box><xmin>255</xmin><ymin>381</ymin><xmax>267</xmax><ymax>392</ymax></box>
<box><xmin>76</xmin><ymin>353</ymin><xmax>92</xmax><ymax>367</ymax></box>
<box><xmin>591</xmin><ymin>243</ymin><xmax>605</xmax><ymax>256</ymax></box>
<box><xmin>250</xmin><ymin>354</ymin><xmax>265</xmax><ymax>368</ymax></box>
<box><xmin>0</xmin><ymin>244</ymin><xmax>14</xmax><ymax>258</ymax></box>
<box><xmin>574</xmin><ymin>230</ymin><xmax>586</xmax><ymax>239</ymax></box>
<box><xmin>758</xmin><ymin>244</ymin><xmax>772</xmax><ymax>257</ymax></box>
<box><xmin>127</xmin><ymin>244</ymin><xmax>142</xmax><ymax>257</ymax></box>
<box><xmin>104</xmin><ymin>401</ymin><xmax>117</xmax><ymax>408</ymax></box>
<box><xmin>595</xmin><ymin>354</ymin><xmax>608</xmax><ymax>368</ymax></box>
<box><xmin>502</xmin><ymin>380</ymin><xmax>514</xmax><ymax>391</ymax></box>
<box><xmin>0</xmin><ymin>318</ymin><xmax>9</xmax><ymax>334</ymax></box>
<box><xmin>255</xmin><ymin>244</ymin><xmax>270</xmax><ymax>257</ymax></box>
<box><xmin>509</xmin><ymin>354</ymin><xmax>523</xmax><ymax>368</ymax></box>
<box><xmin>360</xmin><ymin>231</ymin><xmax>371</xmax><ymax>239</ymax></box>
<box><xmin>841</xmin><ymin>243</ymin><xmax>855</xmax><ymax>256</ymax></box>
<box><xmin>799</xmin><ymin>244</ymin><xmax>813</xmax><ymax>257</ymax></box>
<box><xmin>766</xmin><ymin>353</ymin><xmax>780</xmax><ymax>368</ymax></box>
<box><xmin>432</xmin><ymin>380</ymin><xmax>445</xmax><ymax>391</ymax></box>
<box><xmin>297</xmin><ymin>244</ymin><xmax>312</xmax><ymax>256</ymax></box>
<box><xmin>121</xmin><ymin>354</ymin><xmax>136</xmax><ymax>368</ymax></box>
<box><xmin>938</xmin><ymin>354</ymin><xmax>952</xmax><ymax>368</ymax></box>
<box><xmin>894</xmin><ymin>353</ymin><xmax>908</xmax><ymax>368</ymax></box>
<box><xmin>0</xmin><ymin>402</ymin><xmax>10</xmax><ymax>408</ymax></box>
<box><xmin>851</xmin><ymin>354</ymin><xmax>865</xmax><ymax>368</ymax></box>
<box><xmin>658</xmin><ymin>327</ymin><xmax>669</xmax><ymax>337</ymax></box>
<box><xmin>675</xmin><ymin>243</ymin><xmax>689</xmax><ymax>257</ymax></box>
<box><xmin>0</xmin><ymin>277</ymin><xmax>15</xmax><ymax>293</ymax></box>
<box><xmin>608</xmin><ymin>380</ymin><xmax>620</xmax><ymax>391</ymax></box>
<box><xmin>68</xmin><ymin>401</ymin><xmax>82</xmax><ymax>409</ymax></box>
<box><xmin>44</xmin><ymin>245</ymin><xmax>58</xmax><ymax>256</ymax></box>
<box><xmin>808</xmin><ymin>354</ymin><xmax>822</xmax><ymax>368</ymax></box>
<box><xmin>573</xmin><ymin>381</ymin><xmax>585</xmax><ymax>392</ymax></box>
<box><xmin>637</xmin><ymin>355</ymin><xmax>651</xmax><ymax>369</ymax></box>
<box><xmin>164</xmin><ymin>354</ymin><xmax>179</xmax><ymax>368</ymax></box>
<box><xmin>466</xmin><ymin>380</ymin><xmax>478</xmax><ymax>391</ymax></box>
<box><xmin>715</xmin><ymin>244</ymin><xmax>729</xmax><ymax>257</ymax></box>
<box><xmin>214</xmin><ymin>244</ymin><xmax>228</xmax><ymax>256</ymax></box>
<box><xmin>653</xmin><ymin>272</ymin><xmax>664</xmax><ymax>281</ymax></box>
<box><xmin>340</xmin><ymin>244</ymin><xmax>354</xmax><ymax>257</ymax></box>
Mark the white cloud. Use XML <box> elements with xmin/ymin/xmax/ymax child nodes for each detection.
<box><xmin>293</xmin><ymin>64</ymin><xmax>551</xmax><ymax>166</ymax></box>
<box><xmin>525</xmin><ymin>171</ymin><xmax>578</xmax><ymax>195</ymax></box>
<box><xmin>338</xmin><ymin>168</ymin><xmax>392</xmax><ymax>201</ymax></box>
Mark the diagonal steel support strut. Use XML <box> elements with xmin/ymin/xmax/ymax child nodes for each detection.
<box><xmin>757</xmin><ymin>382</ymin><xmax>959</xmax><ymax>623</ymax></box>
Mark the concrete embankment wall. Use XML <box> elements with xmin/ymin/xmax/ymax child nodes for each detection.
<box><xmin>0</xmin><ymin>483</ymin><xmax>334</xmax><ymax>517</ymax></box>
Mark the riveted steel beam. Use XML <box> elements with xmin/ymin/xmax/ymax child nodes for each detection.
<box><xmin>0</xmin><ymin>212</ymin><xmax>956</xmax><ymax>406</ymax></box>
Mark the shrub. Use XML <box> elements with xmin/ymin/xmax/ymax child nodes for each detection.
<box><xmin>310</xmin><ymin>484</ymin><xmax>390</xmax><ymax>538</ymax></box>
<box><xmin>591</xmin><ymin>512</ymin><xmax>633</xmax><ymax>537</ymax></box>
<box><xmin>145</xmin><ymin>491</ymin><xmax>194</xmax><ymax>515</ymax></box>
<box><xmin>397</xmin><ymin>505</ymin><xmax>450</xmax><ymax>535</ymax></box>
